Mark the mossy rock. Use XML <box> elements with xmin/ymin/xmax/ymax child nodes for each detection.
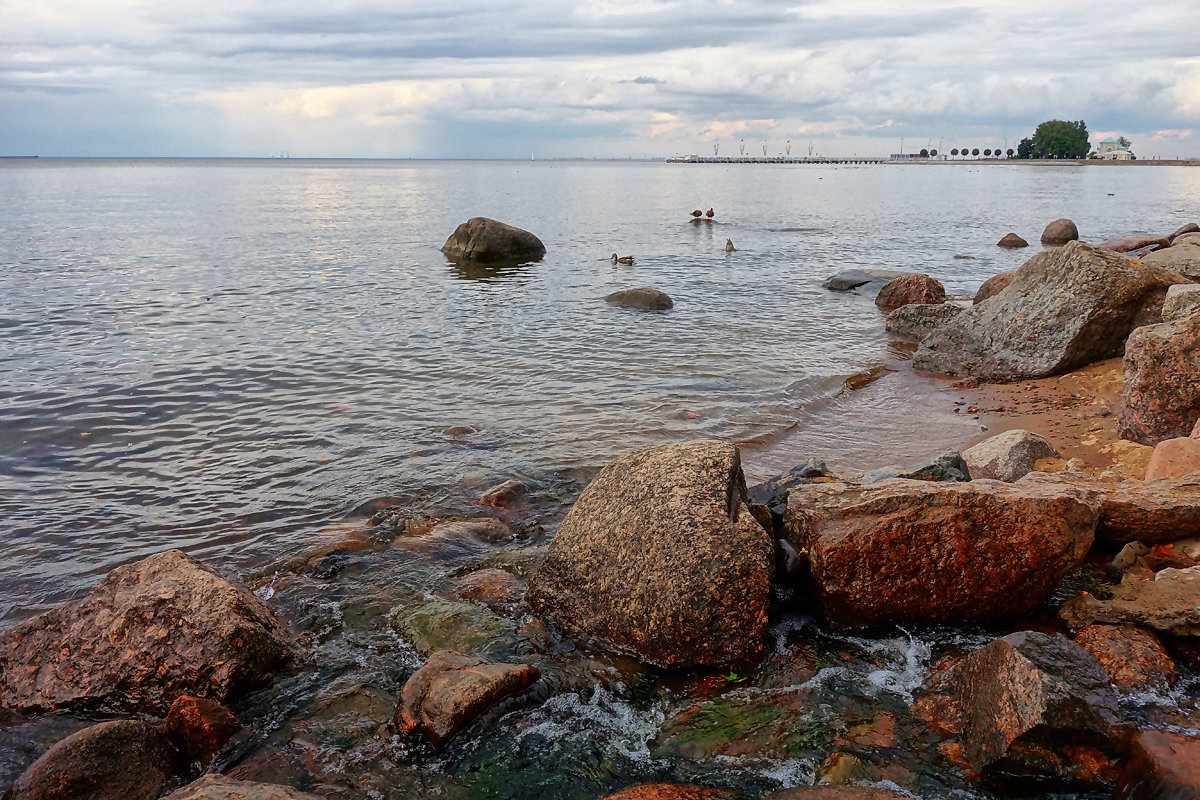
<box><xmin>655</xmin><ymin>691</ymin><xmax>840</xmax><ymax>760</ymax></box>
<box><xmin>392</xmin><ymin>600</ymin><xmax>519</xmax><ymax>660</ymax></box>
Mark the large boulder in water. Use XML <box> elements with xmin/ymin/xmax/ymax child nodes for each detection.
<box><xmin>997</xmin><ymin>233</ymin><xmax>1028</xmax><ymax>248</ymax></box>
<box><xmin>1041</xmin><ymin>218</ymin><xmax>1079</xmax><ymax>245</ymax></box>
<box><xmin>526</xmin><ymin>440</ymin><xmax>774</xmax><ymax>668</ymax></box>
<box><xmin>781</xmin><ymin>479</ymin><xmax>1096</xmax><ymax>627</ymax></box>
<box><xmin>5</xmin><ymin>719</ymin><xmax>178</xmax><ymax>800</ymax></box>
<box><xmin>0</xmin><ymin>550</ymin><xmax>293</xmax><ymax>715</ymax></box>
<box><xmin>441</xmin><ymin>217</ymin><xmax>546</xmax><ymax>263</ymax></box>
<box><xmin>913</xmin><ymin>241</ymin><xmax>1187</xmax><ymax>380</ymax></box>
<box><xmin>955</xmin><ymin>631</ymin><xmax>1128</xmax><ymax>788</ymax></box>
<box><xmin>1117</xmin><ymin>311</ymin><xmax>1200</xmax><ymax>444</ymax></box>
<box><xmin>874</xmin><ymin>274</ymin><xmax>945</xmax><ymax>311</ymax></box>
<box><xmin>605</xmin><ymin>288</ymin><xmax>673</xmax><ymax>310</ymax></box>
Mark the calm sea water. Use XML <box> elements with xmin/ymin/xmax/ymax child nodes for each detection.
<box><xmin>2</xmin><ymin>158</ymin><xmax>1199</xmax><ymax>618</ymax></box>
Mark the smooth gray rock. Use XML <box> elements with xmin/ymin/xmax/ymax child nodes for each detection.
<box><xmin>1163</xmin><ymin>284</ymin><xmax>1200</xmax><ymax>322</ymax></box>
<box><xmin>997</xmin><ymin>232</ymin><xmax>1029</xmax><ymax>248</ymax></box>
<box><xmin>441</xmin><ymin>217</ymin><xmax>546</xmax><ymax>263</ymax></box>
<box><xmin>913</xmin><ymin>241</ymin><xmax>1187</xmax><ymax>380</ymax></box>
<box><xmin>962</xmin><ymin>429</ymin><xmax>1058</xmax><ymax>482</ymax></box>
<box><xmin>822</xmin><ymin>268</ymin><xmax>907</xmax><ymax>292</ymax></box>
<box><xmin>1041</xmin><ymin>218</ymin><xmax>1079</xmax><ymax>245</ymax></box>
<box><xmin>604</xmin><ymin>288</ymin><xmax>673</xmax><ymax>310</ymax></box>
<box><xmin>885</xmin><ymin>302</ymin><xmax>963</xmax><ymax>342</ymax></box>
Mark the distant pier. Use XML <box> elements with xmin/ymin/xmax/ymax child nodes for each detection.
<box><xmin>666</xmin><ymin>155</ymin><xmax>885</xmax><ymax>165</ymax></box>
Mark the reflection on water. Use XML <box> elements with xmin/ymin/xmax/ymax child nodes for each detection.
<box><xmin>447</xmin><ymin>257</ymin><xmax>536</xmax><ymax>283</ymax></box>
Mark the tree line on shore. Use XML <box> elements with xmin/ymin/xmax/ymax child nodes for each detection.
<box><xmin>919</xmin><ymin>119</ymin><xmax>1099</xmax><ymax>160</ymax></box>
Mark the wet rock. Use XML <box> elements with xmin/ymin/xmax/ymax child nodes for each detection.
<box><xmin>1117</xmin><ymin>729</ymin><xmax>1200</xmax><ymax>800</ymax></box>
<box><xmin>441</xmin><ymin>217</ymin><xmax>545</xmax><ymax>263</ymax></box>
<box><xmin>456</xmin><ymin>568</ymin><xmax>523</xmax><ymax>607</ymax></box>
<box><xmin>822</xmin><ymin>268</ymin><xmax>907</xmax><ymax>292</ymax></box>
<box><xmin>1041</xmin><ymin>218</ymin><xmax>1080</xmax><ymax>245</ymax></box>
<box><xmin>746</xmin><ymin>456</ymin><xmax>834</xmax><ymax>533</ymax></box>
<box><xmin>914</xmin><ymin>241</ymin><xmax>1187</xmax><ymax>380</ymax></box>
<box><xmin>860</xmin><ymin>450</ymin><xmax>971</xmax><ymax>484</ymax></box>
<box><xmin>4</xmin><ymin>720</ymin><xmax>176</xmax><ymax>800</ymax></box>
<box><xmin>873</xmin><ymin>274</ymin><xmax>946</xmax><ymax>312</ymax></box>
<box><xmin>163</xmin><ymin>774</ymin><xmax>323</xmax><ymax>799</ymax></box>
<box><xmin>782</xmin><ymin>479</ymin><xmax>1095</xmax><ymax>627</ymax></box>
<box><xmin>997</xmin><ymin>232</ymin><xmax>1028</xmax><ymax>248</ymax></box>
<box><xmin>391</xmin><ymin>600</ymin><xmax>519</xmax><ymax>661</ymax></box>
<box><xmin>1143</xmin><ymin>241</ymin><xmax>1200</xmax><ymax>280</ymax></box>
<box><xmin>0</xmin><ymin>550</ymin><xmax>292</xmax><ymax>715</ymax></box>
<box><xmin>884</xmin><ymin>302</ymin><xmax>962</xmax><ymax>342</ymax></box>
<box><xmin>973</xmin><ymin>270</ymin><xmax>1016</xmax><ymax>305</ymax></box>
<box><xmin>600</xmin><ymin>785</ymin><xmax>733</xmax><ymax>800</ymax></box>
<box><xmin>476</xmin><ymin>479</ymin><xmax>525</xmax><ymax>508</ymax></box>
<box><xmin>1100</xmin><ymin>235</ymin><xmax>1171</xmax><ymax>253</ymax></box>
<box><xmin>1073</xmin><ymin>624</ymin><xmax>1176</xmax><ymax>691</ymax></box>
<box><xmin>962</xmin><ymin>429</ymin><xmax>1058</xmax><ymax>482</ymax></box>
<box><xmin>765</xmin><ymin>790</ymin><xmax>908</xmax><ymax>800</ymax></box>
<box><xmin>165</xmin><ymin>695</ymin><xmax>245</xmax><ymax>771</ymax></box>
<box><xmin>1163</xmin><ymin>284</ymin><xmax>1200</xmax><ymax>322</ymax></box>
<box><xmin>395</xmin><ymin>650</ymin><xmax>539</xmax><ymax>748</ymax></box>
<box><xmin>1020</xmin><ymin>471</ymin><xmax>1200</xmax><ymax>546</ymax></box>
<box><xmin>1060</xmin><ymin>567</ymin><xmax>1200</xmax><ymax>637</ymax></box>
<box><xmin>389</xmin><ymin>517</ymin><xmax>512</xmax><ymax>560</ymax></box>
<box><xmin>604</xmin><ymin>288</ymin><xmax>673</xmax><ymax>311</ymax></box>
<box><xmin>526</xmin><ymin>440</ymin><xmax>774</xmax><ymax>668</ymax></box>
<box><xmin>1145</xmin><ymin>437</ymin><xmax>1200</xmax><ymax>480</ymax></box>
<box><xmin>1118</xmin><ymin>312</ymin><xmax>1200</xmax><ymax>444</ymax></box>
<box><xmin>955</xmin><ymin>631</ymin><xmax>1127</xmax><ymax>788</ymax></box>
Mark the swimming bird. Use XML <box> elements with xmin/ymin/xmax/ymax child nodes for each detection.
<box><xmin>690</xmin><ymin>209</ymin><xmax>703</xmax><ymax>218</ymax></box>
<box><xmin>705</xmin><ymin>208</ymin><xmax>714</xmax><ymax>219</ymax></box>
<box><xmin>725</xmin><ymin>239</ymin><xmax>736</xmax><ymax>252</ymax></box>
<box><xmin>611</xmin><ymin>253</ymin><xmax>634</xmax><ymax>265</ymax></box>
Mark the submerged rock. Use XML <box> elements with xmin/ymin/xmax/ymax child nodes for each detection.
<box><xmin>874</xmin><ymin>274</ymin><xmax>946</xmax><ymax>312</ymax></box>
<box><xmin>914</xmin><ymin>241</ymin><xmax>1186</xmax><ymax>380</ymax></box>
<box><xmin>604</xmin><ymin>288</ymin><xmax>674</xmax><ymax>311</ymax></box>
<box><xmin>1143</xmin><ymin>241</ymin><xmax>1200</xmax><ymax>280</ymax></box>
<box><xmin>997</xmin><ymin>233</ymin><xmax>1029</xmax><ymax>248</ymax></box>
<box><xmin>885</xmin><ymin>302</ymin><xmax>962</xmax><ymax>342</ymax></box>
<box><xmin>1041</xmin><ymin>218</ymin><xmax>1079</xmax><ymax>245</ymax></box>
<box><xmin>1118</xmin><ymin>311</ymin><xmax>1200</xmax><ymax>445</ymax></box>
<box><xmin>441</xmin><ymin>217</ymin><xmax>546</xmax><ymax>263</ymax></box>
<box><xmin>526</xmin><ymin>440</ymin><xmax>774</xmax><ymax>668</ymax></box>
<box><xmin>163</xmin><ymin>775</ymin><xmax>323</xmax><ymax>799</ymax></box>
<box><xmin>396</xmin><ymin>650</ymin><xmax>539</xmax><ymax>748</ymax></box>
<box><xmin>782</xmin><ymin>479</ymin><xmax>1095</xmax><ymax>627</ymax></box>
<box><xmin>955</xmin><ymin>632</ymin><xmax>1127</xmax><ymax>788</ymax></box>
<box><xmin>1117</xmin><ymin>730</ymin><xmax>1200</xmax><ymax>800</ymax></box>
<box><xmin>962</xmin><ymin>429</ymin><xmax>1058</xmax><ymax>482</ymax></box>
<box><xmin>973</xmin><ymin>270</ymin><xmax>1016</xmax><ymax>305</ymax></box>
<box><xmin>5</xmin><ymin>720</ymin><xmax>177</xmax><ymax>800</ymax></box>
<box><xmin>1073</xmin><ymin>624</ymin><xmax>1176</xmax><ymax>691</ymax></box>
<box><xmin>0</xmin><ymin>550</ymin><xmax>292</xmax><ymax>715</ymax></box>
<box><xmin>822</xmin><ymin>269</ymin><xmax>907</xmax><ymax>292</ymax></box>
<box><xmin>391</xmin><ymin>600</ymin><xmax>520</xmax><ymax>661</ymax></box>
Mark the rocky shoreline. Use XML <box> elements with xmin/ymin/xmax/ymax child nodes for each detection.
<box><xmin>3</xmin><ymin>216</ymin><xmax>1200</xmax><ymax>799</ymax></box>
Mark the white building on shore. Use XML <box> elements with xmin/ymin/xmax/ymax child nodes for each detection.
<box><xmin>1095</xmin><ymin>137</ymin><xmax>1134</xmax><ymax>160</ymax></box>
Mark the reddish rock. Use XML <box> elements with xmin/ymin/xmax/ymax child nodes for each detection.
<box><xmin>395</xmin><ymin>650</ymin><xmax>539</xmax><ymax>747</ymax></box>
<box><xmin>4</xmin><ymin>720</ymin><xmax>177</xmax><ymax>800</ymax></box>
<box><xmin>1119</xmin><ymin>312</ymin><xmax>1200</xmax><ymax>445</ymax></box>
<box><xmin>1020</xmin><ymin>471</ymin><xmax>1200</xmax><ymax>546</ymax></box>
<box><xmin>0</xmin><ymin>550</ymin><xmax>293</xmax><ymax>715</ymax></box>
<box><xmin>915</xmin><ymin>241</ymin><xmax>1184</xmax><ymax>380</ymax></box>
<box><xmin>874</xmin><ymin>274</ymin><xmax>946</xmax><ymax>312</ymax></box>
<box><xmin>997</xmin><ymin>233</ymin><xmax>1029</xmax><ymax>248</ymax></box>
<box><xmin>973</xmin><ymin>270</ymin><xmax>1016</xmax><ymax>305</ymax></box>
<box><xmin>1194</xmin><ymin>417</ymin><xmax>1200</xmax><ymax>438</ymax></box>
<box><xmin>600</xmin><ymin>786</ymin><xmax>733</xmax><ymax>800</ymax></box>
<box><xmin>165</xmin><ymin>695</ymin><xmax>245</xmax><ymax>769</ymax></box>
<box><xmin>163</xmin><ymin>774</ymin><xmax>324</xmax><ymax>799</ymax></box>
<box><xmin>955</xmin><ymin>632</ymin><xmax>1127</xmax><ymax>788</ymax></box>
<box><xmin>1117</xmin><ymin>729</ymin><xmax>1200</xmax><ymax>800</ymax></box>
<box><xmin>1073</xmin><ymin>624</ymin><xmax>1177</xmax><ymax>691</ymax></box>
<box><xmin>1171</xmin><ymin>222</ymin><xmax>1200</xmax><ymax>242</ymax></box>
<box><xmin>476</xmin><ymin>479</ymin><xmax>525</xmax><ymax>508</ymax></box>
<box><xmin>1041</xmin><ymin>218</ymin><xmax>1080</xmax><ymax>245</ymax></box>
<box><xmin>1100</xmin><ymin>235</ymin><xmax>1171</xmax><ymax>253</ymax></box>
<box><xmin>782</xmin><ymin>479</ymin><xmax>1095</xmax><ymax>627</ymax></box>
<box><xmin>1162</xmin><ymin>283</ymin><xmax>1200</xmax><ymax>322</ymax></box>
<box><xmin>1060</xmin><ymin>567</ymin><xmax>1200</xmax><ymax>637</ymax></box>
<box><xmin>763</xmin><ymin>789</ymin><xmax>909</xmax><ymax>800</ymax></box>
<box><xmin>1145</xmin><ymin>437</ymin><xmax>1200</xmax><ymax>480</ymax></box>
<box><xmin>455</xmin><ymin>568</ymin><xmax>523</xmax><ymax>606</ymax></box>
<box><xmin>526</xmin><ymin>440</ymin><xmax>774</xmax><ymax>668</ymax></box>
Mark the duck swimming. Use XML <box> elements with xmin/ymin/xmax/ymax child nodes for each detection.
<box><xmin>705</xmin><ymin>208</ymin><xmax>714</xmax><ymax>219</ymax></box>
<box><xmin>611</xmin><ymin>253</ymin><xmax>634</xmax><ymax>265</ymax></box>
<box><xmin>690</xmin><ymin>210</ymin><xmax>703</xmax><ymax>218</ymax></box>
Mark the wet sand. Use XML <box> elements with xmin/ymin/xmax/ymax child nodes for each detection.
<box><xmin>948</xmin><ymin>357</ymin><xmax>1153</xmax><ymax>481</ymax></box>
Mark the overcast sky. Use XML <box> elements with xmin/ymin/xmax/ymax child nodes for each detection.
<box><xmin>3</xmin><ymin>0</ymin><xmax>1199</xmax><ymax>159</ymax></box>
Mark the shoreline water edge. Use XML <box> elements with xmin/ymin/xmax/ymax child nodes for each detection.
<box><xmin>4</xmin><ymin>214</ymin><xmax>1200</xmax><ymax>800</ymax></box>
